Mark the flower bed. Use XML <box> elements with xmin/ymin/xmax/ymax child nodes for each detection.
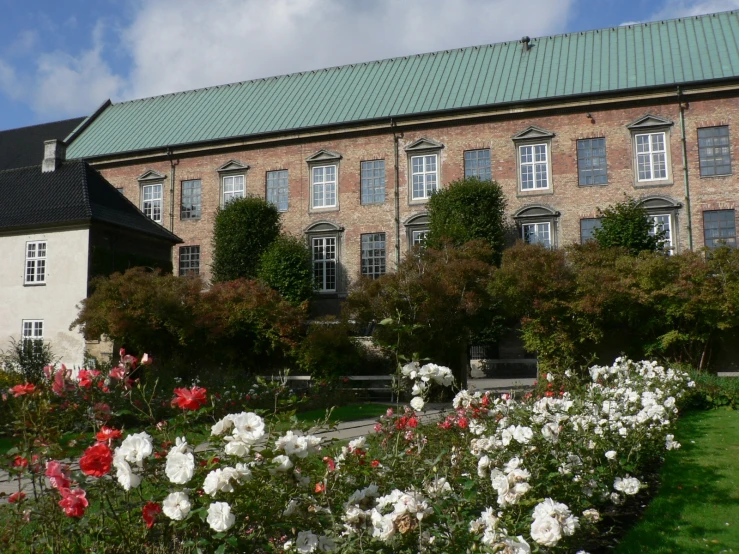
<box><xmin>0</xmin><ymin>357</ymin><xmax>692</xmax><ymax>553</ymax></box>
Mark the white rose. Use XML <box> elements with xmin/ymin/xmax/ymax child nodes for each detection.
<box><xmin>605</xmin><ymin>450</ymin><xmax>617</xmax><ymax>460</ymax></box>
<box><xmin>410</xmin><ymin>396</ymin><xmax>425</xmax><ymax>411</ymax></box>
<box><xmin>117</xmin><ymin>432</ymin><xmax>153</xmax><ymax>464</ymax></box>
<box><xmin>207</xmin><ymin>501</ymin><xmax>235</xmax><ymax>532</ymax></box>
<box><xmin>530</xmin><ymin>516</ymin><xmax>562</xmax><ymax>546</ymax></box>
<box><xmin>270</xmin><ymin>455</ymin><xmax>294</xmax><ymax>474</ymax></box>
<box><xmin>614</xmin><ymin>476</ymin><xmax>642</xmax><ymax>495</ymax></box>
<box><xmin>165</xmin><ymin>451</ymin><xmax>195</xmax><ymax>484</ymax></box>
<box><xmin>162</xmin><ymin>491</ymin><xmax>191</xmax><ymax>521</ymax></box>
<box><xmin>113</xmin><ymin>455</ymin><xmax>141</xmax><ymax>491</ymax></box>
<box><xmin>295</xmin><ymin>530</ymin><xmax>319</xmax><ymax>553</ymax></box>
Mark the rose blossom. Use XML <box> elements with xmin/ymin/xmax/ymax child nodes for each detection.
<box><xmin>172</xmin><ymin>386</ymin><xmax>208</xmax><ymax>410</ymax></box>
<box><xmin>116</xmin><ymin>432</ymin><xmax>153</xmax><ymax>464</ymax></box>
<box><xmin>614</xmin><ymin>476</ymin><xmax>642</xmax><ymax>495</ymax></box>
<box><xmin>162</xmin><ymin>491</ymin><xmax>191</xmax><ymax>521</ymax></box>
<box><xmin>8</xmin><ymin>491</ymin><xmax>26</xmax><ymax>503</ymax></box>
<box><xmin>10</xmin><ymin>383</ymin><xmax>35</xmax><ymax>397</ymax></box>
<box><xmin>58</xmin><ymin>488</ymin><xmax>88</xmax><ymax>518</ymax></box>
<box><xmin>207</xmin><ymin>502</ymin><xmax>235</xmax><ymax>532</ymax></box>
<box><xmin>95</xmin><ymin>426</ymin><xmax>122</xmax><ymax>443</ymax></box>
<box><xmin>45</xmin><ymin>461</ymin><xmax>71</xmax><ymax>490</ymax></box>
<box><xmin>166</xmin><ymin>450</ymin><xmax>195</xmax><ymax>484</ymax></box>
<box><xmin>142</xmin><ymin>501</ymin><xmax>161</xmax><ymax>528</ymax></box>
<box><xmin>79</xmin><ymin>443</ymin><xmax>113</xmax><ymax>477</ymax></box>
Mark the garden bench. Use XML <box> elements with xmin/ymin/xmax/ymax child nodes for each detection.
<box><xmin>267</xmin><ymin>375</ymin><xmax>396</xmax><ymax>402</ymax></box>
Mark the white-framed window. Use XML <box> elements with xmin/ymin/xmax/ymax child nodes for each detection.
<box><xmin>635</xmin><ymin>132</ymin><xmax>667</xmax><ymax>181</ymax></box>
<box><xmin>25</xmin><ymin>241</ymin><xmax>47</xmax><ymax>284</ymax></box>
<box><xmin>650</xmin><ymin>214</ymin><xmax>672</xmax><ymax>252</ymax></box>
<box><xmin>411</xmin><ymin>230</ymin><xmax>428</xmax><ymax>247</ymax></box>
<box><xmin>519</xmin><ymin>144</ymin><xmax>549</xmax><ymax>190</ymax></box>
<box><xmin>522</xmin><ymin>222</ymin><xmax>551</xmax><ymax>248</ymax></box>
<box><xmin>22</xmin><ymin>320</ymin><xmax>43</xmax><ymax>341</ymax></box>
<box><xmin>142</xmin><ymin>183</ymin><xmax>162</xmax><ymax>223</ymax></box>
<box><xmin>312</xmin><ymin>166</ymin><xmax>337</xmax><ymax>208</ymax></box>
<box><xmin>222</xmin><ymin>175</ymin><xmax>245</xmax><ymax>205</ymax></box>
<box><xmin>312</xmin><ymin>237</ymin><xmax>337</xmax><ymax>292</ymax></box>
<box><xmin>411</xmin><ymin>154</ymin><xmax>438</xmax><ymax>200</ymax></box>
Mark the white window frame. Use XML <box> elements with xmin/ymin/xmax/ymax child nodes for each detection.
<box><xmin>142</xmin><ymin>183</ymin><xmax>163</xmax><ymax>223</ymax></box>
<box><xmin>312</xmin><ymin>237</ymin><xmax>337</xmax><ymax>292</ymax></box>
<box><xmin>635</xmin><ymin>132</ymin><xmax>668</xmax><ymax>182</ymax></box>
<box><xmin>411</xmin><ymin>229</ymin><xmax>429</xmax><ymax>247</ymax></box>
<box><xmin>522</xmin><ymin>222</ymin><xmax>552</xmax><ymax>248</ymax></box>
<box><xmin>22</xmin><ymin>320</ymin><xmax>43</xmax><ymax>341</ymax></box>
<box><xmin>519</xmin><ymin>144</ymin><xmax>549</xmax><ymax>190</ymax></box>
<box><xmin>311</xmin><ymin>165</ymin><xmax>337</xmax><ymax>209</ymax></box>
<box><xmin>650</xmin><ymin>213</ymin><xmax>673</xmax><ymax>252</ymax></box>
<box><xmin>410</xmin><ymin>154</ymin><xmax>438</xmax><ymax>200</ymax></box>
<box><xmin>222</xmin><ymin>174</ymin><xmax>245</xmax><ymax>205</ymax></box>
<box><xmin>24</xmin><ymin>241</ymin><xmax>47</xmax><ymax>284</ymax></box>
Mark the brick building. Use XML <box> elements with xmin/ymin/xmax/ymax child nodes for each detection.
<box><xmin>65</xmin><ymin>11</ymin><xmax>739</xmax><ymax>305</ymax></box>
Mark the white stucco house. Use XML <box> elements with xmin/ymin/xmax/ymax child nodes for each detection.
<box><xmin>0</xmin><ymin>138</ymin><xmax>181</xmax><ymax>367</ymax></box>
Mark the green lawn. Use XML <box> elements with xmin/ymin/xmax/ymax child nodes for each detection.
<box><xmin>616</xmin><ymin>408</ymin><xmax>739</xmax><ymax>553</ymax></box>
<box><xmin>295</xmin><ymin>403</ymin><xmax>390</xmax><ymax>424</ymax></box>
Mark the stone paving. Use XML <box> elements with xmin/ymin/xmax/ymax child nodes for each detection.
<box><xmin>0</xmin><ymin>377</ymin><xmax>535</xmax><ymax>501</ymax></box>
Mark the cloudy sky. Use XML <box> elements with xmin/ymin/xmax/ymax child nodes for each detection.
<box><xmin>0</xmin><ymin>0</ymin><xmax>737</xmax><ymax>130</ymax></box>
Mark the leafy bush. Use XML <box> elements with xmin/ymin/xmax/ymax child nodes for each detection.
<box><xmin>295</xmin><ymin>321</ymin><xmax>367</xmax><ymax>379</ymax></box>
<box><xmin>72</xmin><ymin>268</ymin><xmax>305</xmax><ymax>376</ymax></box>
<box><xmin>681</xmin><ymin>370</ymin><xmax>739</xmax><ymax>410</ymax></box>
<box><xmin>0</xmin><ymin>338</ymin><xmax>55</xmax><ymax>384</ymax></box>
<box><xmin>426</xmin><ymin>177</ymin><xmax>507</xmax><ymax>264</ymax></box>
<box><xmin>257</xmin><ymin>235</ymin><xmax>314</xmax><ymax>304</ymax></box>
<box><xmin>212</xmin><ymin>196</ymin><xmax>281</xmax><ymax>282</ymax></box>
<box><xmin>593</xmin><ymin>196</ymin><xmax>665</xmax><ymax>255</ymax></box>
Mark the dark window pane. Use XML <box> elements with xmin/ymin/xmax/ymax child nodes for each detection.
<box><xmin>179</xmin><ymin>246</ymin><xmax>200</xmax><ymax>276</ymax></box>
<box><xmin>266</xmin><ymin>170</ymin><xmax>289</xmax><ymax>212</ymax></box>
<box><xmin>181</xmin><ymin>180</ymin><xmax>202</xmax><ymax>219</ymax></box>
<box><xmin>698</xmin><ymin>127</ymin><xmax>732</xmax><ymax>177</ymax></box>
<box><xmin>580</xmin><ymin>218</ymin><xmax>603</xmax><ymax>243</ymax></box>
<box><xmin>360</xmin><ymin>160</ymin><xmax>385</xmax><ymax>204</ymax></box>
<box><xmin>464</xmin><ymin>149</ymin><xmax>492</xmax><ymax>181</ymax></box>
<box><xmin>703</xmin><ymin>210</ymin><xmax>737</xmax><ymax>248</ymax></box>
<box><xmin>360</xmin><ymin>233</ymin><xmax>386</xmax><ymax>279</ymax></box>
<box><xmin>577</xmin><ymin>138</ymin><xmax>608</xmax><ymax>185</ymax></box>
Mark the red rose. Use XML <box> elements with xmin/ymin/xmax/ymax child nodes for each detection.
<box><xmin>80</xmin><ymin>443</ymin><xmax>113</xmax><ymax>477</ymax></box>
<box><xmin>10</xmin><ymin>383</ymin><xmax>35</xmax><ymax>397</ymax></box>
<box><xmin>95</xmin><ymin>426</ymin><xmax>122</xmax><ymax>443</ymax></box>
<box><xmin>8</xmin><ymin>491</ymin><xmax>25</xmax><ymax>503</ymax></box>
<box><xmin>58</xmin><ymin>488</ymin><xmax>88</xmax><ymax>518</ymax></box>
<box><xmin>45</xmin><ymin>461</ymin><xmax>71</xmax><ymax>490</ymax></box>
<box><xmin>371</xmin><ymin>460</ymin><xmax>380</xmax><ymax>468</ymax></box>
<box><xmin>13</xmin><ymin>456</ymin><xmax>28</xmax><ymax>468</ymax></box>
<box><xmin>172</xmin><ymin>386</ymin><xmax>208</xmax><ymax>410</ymax></box>
<box><xmin>142</xmin><ymin>501</ymin><xmax>161</xmax><ymax>528</ymax></box>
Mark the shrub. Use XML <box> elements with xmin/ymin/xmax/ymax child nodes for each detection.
<box><xmin>257</xmin><ymin>235</ymin><xmax>314</xmax><ymax>304</ymax></box>
<box><xmin>295</xmin><ymin>320</ymin><xmax>367</xmax><ymax>379</ymax></box>
<box><xmin>212</xmin><ymin>196</ymin><xmax>281</xmax><ymax>282</ymax></box>
<box><xmin>593</xmin><ymin>196</ymin><xmax>665</xmax><ymax>255</ymax></box>
<box><xmin>426</xmin><ymin>177</ymin><xmax>507</xmax><ymax>264</ymax></box>
<box><xmin>0</xmin><ymin>338</ymin><xmax>56</xmax><ymax>384</ymax></box>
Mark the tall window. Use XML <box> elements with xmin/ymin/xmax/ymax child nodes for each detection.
<box><xmin>181</xmin><ymin>180</ymin><xmax>202</xmax><ymax>220</ymax></box>
<box><xmin>519</xmin><ymin>144</ymin><xmax>549</xmax><ymax>190</ymax></box>
<box><xmin>464</xmin><ymin>149</ymin><xmax>491</xmax><ymax>181</ymax></box>
<box><xmin>22</xmin><ymin>320</ymin><xmax>43</xmax><ymax>341</ymax></box>
<box><xmin>580</xmin><ymin>218</ymin><xmax>602</xmax><ymax>243</ymax></box>
<box><xmin>179</xmin><ymin>246</ymin><xmax>200</xmax><ymax>276</ymax></box>
<box><xmin>222</xmin><ymin>175</ymin><xmax>245</xmax><ymax>205</ymax></box>
<box><xmin>25</xmin><ymin>241</ymin><xmax>47</xmax><ymax>284</ymax></box>
<box><xmin>704</xmin><ymin>210</ymin><xmax>736</xmax><ymax>248</ymax></box>
<box><xmin>361</xmin><ymin>233</ymin><xmax>386</xmax><ymax>279</ymax></box>
<box><xmin>649</xmin><ymin>214</ymin><xmax>672</xmax><ymax>251</ymax></box>
<box><xmin>522</xmin><ymin>222</ymin><xmax>551</xmax><ymax>248</ymax></box>
<box><xmin>312</xmin><ymin>166</ymin><xmax>337</xmax><ymax>208</ymax></box>
<box><xmin>142</xmin><ymin>184</ymin><xmax>162</xmax><ymax>223</ymax></box>
<box><xmin>698</xmin><ymin>126</ymin><xmax>731</xmax><ymax>177</ymax></box>
<box><xmin>635</xmin><ymin>132</ymin><xmax>667</xmax><ymax>181</ymax></box>
<box><xmin>411</xmin><ymin>154</ymin><xmax>438</xmax><ymax>200</ymax></box>
<box><xmin>361</xmin><ymin>160</ymin><xmax>385</xmax><ymax>204</ymax></box>
<box><xmin>312</xmin><ymin>237</ymin><xmax>336</xmax><ymax>292</ymax></box>
<box><xmin>577</xmin><ymin>138</ymin><xmax>607</xmax><ymax>185</ymax></box>
<box><xmin>411</xmin><ymin>230</ymin><xmax>428</xmax><ymax>247</ymax></box>
<box><xmin>266</xmin><ymin>170</ymin><xmax>289</xmax><ymax>212</ymax></box>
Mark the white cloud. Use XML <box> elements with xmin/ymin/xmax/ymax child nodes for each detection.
<box><xmin>652</xmin><ymin>0</ymin><xmax>739</xmax><ymax>19</ymax></box>
<box><xmin>121</xmin><ymin>0</ymin><xmax>576</xmax><ymax>100</ymax></box>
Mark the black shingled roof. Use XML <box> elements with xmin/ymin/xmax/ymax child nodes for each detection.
<box><xmin>0</xmin><ymin>118</ymin><xmax>86</xmax><ymax>171</ymax></box>
<box><xmin>0</xmin><ymin>161</ymin><xmax>181</xmax><ymax>243</ymax></box>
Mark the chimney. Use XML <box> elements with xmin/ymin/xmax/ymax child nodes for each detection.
<box><xmin>42</xmin><ymin>139</ymin><xmax>66</xmax><ymax>172</ymax></box>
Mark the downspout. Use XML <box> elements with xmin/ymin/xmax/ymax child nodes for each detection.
<box><xmin>166</xmin><ymin>148</ymin><xmax>179</xmax><ymax>234</ymax></box>
<box><xmin>677</xmin><ymin>87</ymin><xmax>693</xmax><ymax>251</ymax></box>
<box><xmin>391</xmin><ymin>119</ymin><xmax>404</xmax><ymax>268</ymax></box>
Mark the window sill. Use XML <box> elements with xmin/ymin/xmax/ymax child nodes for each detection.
<box><xmin>309</xmin><ymin>206</ymin><xmax>339</xmax><ymax>214</ymax></box>
<box><xmin>699</xmin><ymin>172</ymin><xmax>733</xmax><ymax>179</ymax></box>
<box><xmin>180</xmin><ymin>217</ymin><xmax>202</xmax><ymax>222</ymax></box>
<box><xmin>24</xmin><ymin>283</ymin><xmax>46</xmax><ymax>287</ymax></box>
<box><xmin>577</xmin><ymin>183</ymin><xmax>609</xmax><ymax>188</ymax></box>
<box><xmin>516</xmin><ymin>189</ymin><xmax>553</xmax><ymax>198</ymax></box>
<box><xmin>633</xmin><ymin>181</ymin><xmax>674</xmax><ymax>189</ymax></box>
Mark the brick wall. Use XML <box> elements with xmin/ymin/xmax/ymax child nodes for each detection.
<box><xmin>94</xmin><ymin>94</ymin><xmax>739</xmax><ymax>287</ymax></box>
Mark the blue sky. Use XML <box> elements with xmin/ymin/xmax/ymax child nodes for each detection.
<box><xmin>1</xmin><ymin>0</ymin><xmax>738</xmax><ymax>131</ymax></box>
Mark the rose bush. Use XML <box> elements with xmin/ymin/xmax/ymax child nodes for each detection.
<box><xmin>0</xmin><ymin>357</ymin><xmax>692</xmax><ymax>553</ymax></box>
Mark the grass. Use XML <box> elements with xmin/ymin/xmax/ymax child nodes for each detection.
<box><xmin>295</xmin><ymin>403</ymin><xmax>390</xmax><ymax>424</ymax></box>
<box><xmin>616</xmin><ymin>408</ymin><xmax>739</xmax><ymax>553</ymax></box>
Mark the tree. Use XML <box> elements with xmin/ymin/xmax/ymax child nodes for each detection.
<box><xmin>257</xmin><ymin>236</ymin><xmax>314</xmax><ymax>305</ymax></box>
<box><xmin>426</xmin><ymin>177</ymin><xmax>507</xmax><ymax>264</ymax></box>
<box><xmin>592</xmin><ymin>197</ymin><xmax>665</xmax><ymax>255</ymax></box>
<box><xmin>344</xmin><ymin>240</ymin><xmax>498</xmax><ymax>387</ymax></box>
<box><xmin>212</xmin><ymin>197</ymin><xmax>281</xmax><ymax>282</ymax></box>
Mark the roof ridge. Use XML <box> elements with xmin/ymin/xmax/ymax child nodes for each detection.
<box><xmin>110</xmin><ymin>9</ymin><xmax>738</xmax><ymax>107</ymax></box>
<box><xmin>0</xmin><ymin>116</ymin><xmax>86</xmax><ymax>134</ymax></box>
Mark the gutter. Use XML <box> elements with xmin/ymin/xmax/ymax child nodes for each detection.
<box><xmin>677</xmin><ymin>87</ymin><xmax>693</xmax><ymax>251</ymax></box>
<box><xmin>391</xmin><ymin>119</ymin><xmax>404</xmax><ymax>268</ymax></box>
<box><xmin>166</xmin><ymin>148</ymin><xmax>179</xmax><ymax>233</ymax></box>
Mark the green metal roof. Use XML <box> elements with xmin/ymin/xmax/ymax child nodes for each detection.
<box><xmin>67</xmin><ymin>10</ymin><xmax>739</xmax><ymax>159</ymax></box>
